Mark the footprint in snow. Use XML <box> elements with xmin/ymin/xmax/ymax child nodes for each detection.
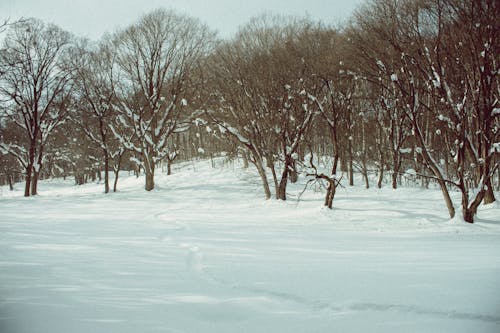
<box><xmin>180</xmin><ymin>243</ymin><xmax>203</xmax><ymax>273</ymax></box>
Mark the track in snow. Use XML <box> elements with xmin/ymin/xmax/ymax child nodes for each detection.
<box><xmin>1</xmin><ymin>159</ymin><xmax>500</xmax><ymax>333</ymax></box>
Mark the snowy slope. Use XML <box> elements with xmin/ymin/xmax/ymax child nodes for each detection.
<box><xmin>1</xmin><ymin>159</ymin><xmax>499</xmax><ymax>333</ymax></box>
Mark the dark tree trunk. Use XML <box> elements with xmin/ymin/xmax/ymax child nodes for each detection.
<box><xmin>103</xmin><ymin>149</ymin><xmax>110</xmax><ymax>194</ymax></box>
<box><xmin>391</xmin><ymin>172</ymin><xmax>398</xmax><ymax>190</ymax></box>
<box><xmin>31</xmin><ymin>144</ymin><xmax>44</xmax><ymax>196</ymax></box>
<box><xmin>268</xmin><ymin>160</ymin><xmax>279</xmax><ymax>199</ymax></box>
<box><xmin>460</xmin><ymin>180</ymin><xmax>486</xmax><ymax>224</ymax></box>
<box><xmin>113</xmin><ymin>153</ymin><xmax>122</xmax><ymax>193</ymax></box>
<box><xmin>277</xmin><ymin>174</ymin><xmax>287</xmax><ymax>200</ymax></box>
<box><xmin>289</xmin><ymin>159</ymin><xmax>298</xmax><ymax>184</ymax></box>
<box><xmin>24</xmin><ymin>166</ymin><xmax>32</xmax><ymax>197</ymax></box>
<box><xmin>253</xmin><ymin>155</ymin><xmax>271</xmax><ymax>200</ymax></box>
<box><xmin>332</xmin><ymin>154</ymin><xmax>339</xmax><ymax>176</ymax></box>
<box><xmin>438</xmin><ymin>179</ymin><xmax>455</xmax><ymax>219</ymax></box>
<box><xmin>497</xmin><ymin>167</ymin><xmax>500</xmax><ymax>191</ymax></box>
<box><xmin>8</xmin><ymin>174</ymin><xmax>14</xmax><ymax>191</ymax></box>
<box><xmin>331</xmin><ymin>125</ymin><xmax>340</xmax><ymax>176</ymax></box>
<box><xmin>325</xmin><ymin>182</ymin><xmax>336</xmax><ymax>209</ymax></box>
<box><xmin>376</xmin><ymin>122</ymin><xmax>385</xmax><ymax>189</ymax></box>
<box><xmin>348</xmin><ymin>161</ymin><xmax>354</xmax><ymax>186</ymax></box>
<box><xmin>145</xmin><ymin>169</ymin><xmax>155</xmax><ymax>191</ymax></box>
<box><xmin>360</xmin><ymin>121</ymin><xmax>369</xmax><ymax>189</ymax></box>
<box><xmin>348</xmin><ymin>140</ymin><xmax>354</xmax><ymax>186</ymax></box>
<box><xmin>363</xmin><ymin>169</ymin><xmax>370</xmax><ymax>189</ymax></box>
<box><xmin>459</xmin><ymin>181</ymin><xmax>481</xmax><ymax>224</ymax></box>
<box><xmin>113</xmin><ymin>171</ymin><xmax>119</xmax><ymax>192</ymax></box>
<box><xmin>277</xmin><ymin>157</ymin><xmax>292</xmax><ymax>200</ymax></box>
<box><xmin>483</xmin><ymin>177</ymin><xmax>495</xmax><ymax>204</ymax></box>
<box><xmin>167</xmin><ymin>159</ymin><xmax>172</xmax><ymax>175</ymax></box>
<box><xmin>391</xmin><ymin>155</ymin><xmax>401</xmax><ymax>190</ymax></box>
<box><xmin>377</xmin><ymin>169</ymin><xmax>384</xmax><ymax>189</ymax></box>
<box><xmin>31</xmin><ymin>170</ymin><xmax>39</xmax><ymax>195</ymax></box>
<box><xmin>462</xmin><ymin>208</ymin><xmax>474</xmax><ymax>224</ymax></box>
<box><xmin>24</xmin><ymin>139</ymin><xmax>37</xmax><ymax>197</ymax></box>
<box><xmin>144</xmin><ymin>151</ymin><xmax>156</xmax><ymax>191</ymax></box>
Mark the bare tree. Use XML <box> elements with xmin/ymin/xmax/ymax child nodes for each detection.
<box><xmin>349</xmin><ymin>0</ymin><xmax>498</xmax><ymax>222</ymax></box>
<box><xmin>206</xmin><ymin>16</ymin><xmax>321</xmax><ymax>200</ymax></box>
<box><xmin>422</xmin><ymin>0</ymin><xmax>499</xmax><ymax>220</ymax></box>
<box><xmin>112</xmin><ymin>9</ymin><xmax>214</xmax><ymax>191</ymax></box>
<box><xmin>70</xmin><ymin>39</ymin><xmax>120</xmax><ymax>193</ymax></box>
<box><xmin>0</xmin><ymin>19</ymin><xmax>73</xmax><ymax>196</ymax></box>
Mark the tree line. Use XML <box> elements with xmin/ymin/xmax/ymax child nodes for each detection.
<box><xmin>0</xmin><ymin>0</ymin><xmax>498</xmax><ymax>223</ymax></box>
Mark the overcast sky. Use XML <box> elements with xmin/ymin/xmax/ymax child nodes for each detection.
<box><xmin>1</xmin><ymin>0</ymin><xmax>362</xmax><ymax>40</ymax></box>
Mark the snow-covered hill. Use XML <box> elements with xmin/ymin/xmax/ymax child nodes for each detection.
<box><xmin>1</xmin><ymin>159</ymin><xmax>499</xmax><ymax>332</ymax></box>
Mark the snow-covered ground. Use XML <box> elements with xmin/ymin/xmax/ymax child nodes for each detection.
<box><xmin>1</xmin><ymin>159</ymin><xmax>500</xmax><ymax>333</ymax></box>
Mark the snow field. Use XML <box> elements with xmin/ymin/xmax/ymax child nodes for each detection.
<box><xmin>1</xmin><ymin>159</ymin><xmax>500</xmax><ymax>333</ymax></box>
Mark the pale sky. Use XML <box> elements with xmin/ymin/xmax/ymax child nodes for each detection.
<box><xmin>0</xmin><ymin>0</ymin><xmax>362</xmax><ymax>40</ymax></box>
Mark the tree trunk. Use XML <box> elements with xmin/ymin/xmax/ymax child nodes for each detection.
<box><xmin>145</xmin><ymin>167</ymin><xmax>155</xmax><ymax>191</ymax></box>
<box><xmin>438</xmin><ymin>179</ymin><xmax>455</xmax><ymax>219</ymax></box>
<box><xmin>8</xmin><ymin>174</ymin><xmax>14</xmax><ymax>191</ymax></box>
<box><xmin>460</xmin><ymin>184</ymin><xmax>480</xmax><ymax>224</ymax></box>
<box><xmin>377</xmin><ymin>169</ymin><xmax>384</xmax><ymax>189</ymax></box>
<box><xmin>332</xmin><ymin>154</ymin><xmax>339</xmax><ymax>176</ymax></box>
<box><xmin>391</xmin><ymin>154</ymin><xmax>401</xmax><ymax>190</ymax></box>
<box><xmin>348</xmin><ymin>161</ymin><xmax>354</xmax><ymax>186</ymax></box>
<box><xmin>24</xmin><ymin>139</ymin><xmax>37</xmax><ymax>197</ymax></box>
<box><xmin>460</xmin><ymin>180</ymin><xmax>486</xmax><ymax>224</ymax></box>
<box><xmin>144</xmin><ymin>151</ymin><xmax>156</xmax><ymax>191</ymax></box>
<box><xmin>331</xmin><ymin>125</ymin><xmax>340</xmax><ymax>175</ymax></box>
<box><xmin>483</xmin><ymin>177</ymin><xmax>495</xmax><ymax>204</ymax></box>
<box><xmin>145</xmin><ymin>171</ymin><xmax>155</xmax><ymax>191</ymax></box>
<box><xmin>376</xmin><ymin>122</ymin><xmax>385</xmax><ymax>189</ymax></box>
<box><xmin>167</xmin><ymin>159</ymin><xmax>172</xmax><ymax>176</ymax></box>
<box><xmin>268</xmin><ymin>159</ymin><xmax>279</xmax><ymax>199</ymax></box>
<box><xmin>24</xmin><ymin>165</ymin><xmax>32</xmax><ymax>197</ymax></box>
<box><xmin>113</xmin><ymin>171</ymin><xmax>119</xmax><ymax>192</ymax></box>
<box><xmin>277</xmin><ymin>175</ymin><xmax>287</xmax><ymax>200</ymax></box>
<box><xmin>363</xmin><ymin>169</ymin><xmax>370</xmax><ymax>189</ymax></box>
<box><xmin>277</xmin><ymin>157</ymin><xmax>291</xmax><ymax>200</ymax></box>
<box><xmin>497</xmin><ymin>167</ymin><xmax>500</xmax><ymax>191</ymax></box>
<box><xmin>31</xmin><ymin>170</ymin><xmax>39</xmax><ymax>196</ymax></box>
<box><xmin>31</xmin><ymin>145</ymin><xmax>45</xmax><ymax>196</ymax></box>
<box><xmin>289</xmin><ymin>159</ymin><xmax>298</xmax><ymax>183</ymax></box>
<box><xmin>253</xmin><ymin>156</ymin><xmax>271</xmax><ymax>200</ymax></box>
<box><xmin>413</xmin><ymin>120</ymin><xmax>456</xmax><ymax>219</ymax></box>
<box><xmin>113</xmin><ymin>154</ymin><xmax>122</xmax><ymax>193</ymax></box>
<box><xmin>348</xmin><ymin>140</ymin><xmax>354</xmax><ymax>186</ymax></box>
<box><xmin>113</xmin><ymin>170</ymin><xmax>120</xmax><ymax>192</ymax></box>
<box><xmin>462</xmin><ymin>208</ymin><xmax>474</xmax><ymax>223</ymax></box>
<box><xmin>361</xmin><ymin>121</ymin><xmax>369</xmax><ymax>189</ymax></box>
<box><xmin>103</xmin><ymin>149</ymin><xmax>110</xmax><ymax>194</ymax></box>
<box><xmin>391</xmin><ymin>172</ymin><xmax>398</xmax><ymax>190</ymax></box>
<box><xmin>325</xmin><ymin>183</ymin><xmax>336</xmax><ymax>209</ymax></box>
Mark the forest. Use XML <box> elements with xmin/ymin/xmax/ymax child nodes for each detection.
<box><xmin>0</xmin><ymin>0</ymin><xmax>498</xmax><ymax>224</ymax></box>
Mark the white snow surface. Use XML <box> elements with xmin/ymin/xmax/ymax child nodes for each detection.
<box><xmin>1</xmin><ymin>159</ymin><xmax>500</xmax><ymax>333</ymax></box>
